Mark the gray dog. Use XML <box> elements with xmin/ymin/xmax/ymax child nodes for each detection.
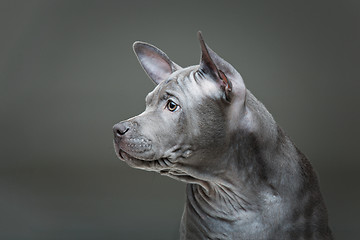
<box><xmin>113</xmin><ymin>32</ymin><xmax>333</xmax><ymax>239</ymax></box>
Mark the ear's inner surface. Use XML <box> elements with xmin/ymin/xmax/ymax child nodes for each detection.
<box><xmin>198</xmin><ymin>31</ymin><xmax>232</xmax><ymax>102</ymax></box>
<box><xmin>133</xmin><ymin>41</ymin><xmax>181</xmax><ymax>85</ymax></box>
<box><xmin>198</xmin><ymin>32</ymin><xmax>220</xmax><ymax>80</ymax></box>
<box><xmin>219</xmin><ymin>70</ymin><xmax>232</xmax><ymax>101</ymax></box>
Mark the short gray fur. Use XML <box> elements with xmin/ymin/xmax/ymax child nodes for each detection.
<box><xmin>113</xmin><ymin>32</ymin><xmax>333</xmax><ymax>239</ymax></box>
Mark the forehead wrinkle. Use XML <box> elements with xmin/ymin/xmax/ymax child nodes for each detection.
<box><xmin>146</xmin><ymin>78</ymin><xmax>182</xmax><ymax>106</ymax></box>
<box><xmin>177</xmin><ymin>71</ymin><xmax>216</xmax><ymax>104</ymax></box>
<box><xmin>152</xmin><ymin>68</ymin><xmax>221</xmax><ymax>107</ymax></box>
<box><xmin>161</xmin><ymin>79</ymin><xmax>182</xmax><ymax>96</ymax></box>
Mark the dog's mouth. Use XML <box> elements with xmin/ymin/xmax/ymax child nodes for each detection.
<box><xmin>118</xmin><ymin>149</ymin><xmax>175</xmax><ymax>170</ymax></box>
<box><xmin>117</xmin><ymin>148</ymin><xmax>207</xmax><ymax>188</ymax></box>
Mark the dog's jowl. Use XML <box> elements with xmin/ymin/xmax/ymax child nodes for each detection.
<box><xmin>113</xmin><ymin>32</ymin><xmax>333</xmax><ymax>240</ymax></box>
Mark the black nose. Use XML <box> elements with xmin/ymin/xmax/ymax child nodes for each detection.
<box><xmin>113</xmin><ymin>122</ymin><xmax>130</xmax><ymax>138</ymax></box>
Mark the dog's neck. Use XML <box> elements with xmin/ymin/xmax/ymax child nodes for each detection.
<box><xmin>181</xmin><ymin>92</ymin><xmax>306</xmax><ymax>238</ymax></box>
<box><xmin>183</xmin><ymin>127</ymin><xmax>281</xmax><ymax>219</ymax></box>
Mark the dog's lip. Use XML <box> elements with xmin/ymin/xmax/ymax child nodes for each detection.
<box><xmin>118</xmin><ymin>149</ymin><xmax>155</xmax><ymax>162</ymax></box>
<box><xmin>118</xmin><ymin>149</ymin><xmax>125</xmax><ymax>160</ymax></box>
<box><xmin>119</xmin><ymin>149</ymin><xmax>137</xmax><ymax>161</ymax></box>
<box><xmin>118</xmin><ymin>149</ymin><xmax>177</xmax><ymax>168</ymax></box>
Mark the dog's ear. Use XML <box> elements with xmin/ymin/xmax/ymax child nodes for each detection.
<box><xmin>198</xmin><ymin>32</ymin><xmax>245</xmax><ymax>102</ymax></box>
<box><xmin>133</xmin><ymin>41</ymin><xmax>182</xmax><ymax>85</ymax></box>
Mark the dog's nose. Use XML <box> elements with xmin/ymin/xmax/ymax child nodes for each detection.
<box><xmin>113</xmin><ymin>122</ymin><xmax>130</xmax><ymax>138</ymax></box>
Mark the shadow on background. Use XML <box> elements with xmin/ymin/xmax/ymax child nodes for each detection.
<box><xmin>1</xmin><ymin>0</ymin><xmax>359</xmax><ymax>239</ymax></box>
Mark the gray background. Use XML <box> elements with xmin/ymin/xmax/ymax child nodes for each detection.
<box><xmin>1</xmin><ymin>0</ymin><xmax>359</xmax><ymax>239</ymax></box>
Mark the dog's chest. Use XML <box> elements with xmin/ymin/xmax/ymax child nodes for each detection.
<box><xmin>180</xmin><ymin>202</ymin><xmax>272</xmax><ymax>240</ymax></box>
<box><xmin>180</xmin><ymin>184</ymin><xmax>296</xmax><ymax>239</ymax></box>
<box><xmin>180</xmin><ymin>184</ymin><xmax>283</xmax><ymax>240</ymax></box>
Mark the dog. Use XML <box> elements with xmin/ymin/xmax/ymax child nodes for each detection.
<box><xmin>113</xmin><ymin>32</ymin><xmax>333</xmax><ymax>239</ymax></box>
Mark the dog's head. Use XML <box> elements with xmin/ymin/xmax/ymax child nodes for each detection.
<box><xmin>113</xmin><ymin>32</ymin><xmax>249</xmax><ymax>184</ymax></box>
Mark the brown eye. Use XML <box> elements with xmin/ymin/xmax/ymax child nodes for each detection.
<box><xmin>166</xmin><ymin>100</ymin><xmax>179</xmax><ymax>112</ymax></box>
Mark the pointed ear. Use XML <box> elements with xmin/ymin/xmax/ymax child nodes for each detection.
<box><xmin>133</xmin><ymin>41</ymin><xmax>182</xmax><ymax>85</ymax></box>
<box><xmin>198</xmin><ymin>32</ymin><xmax>245</xmax><ymax>102</ymax></box>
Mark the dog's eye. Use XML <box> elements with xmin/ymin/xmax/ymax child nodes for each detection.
<box><xmin>166</xmin><ymin>100</ymin><xmax>179</xmax><ymax>112</ymax></box>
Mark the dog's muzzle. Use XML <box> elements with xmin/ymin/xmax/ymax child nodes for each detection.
<box><xmin>113</xmin><ymin>121</ymin><xmax>153</xmax><ymax>161</ymax></box>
